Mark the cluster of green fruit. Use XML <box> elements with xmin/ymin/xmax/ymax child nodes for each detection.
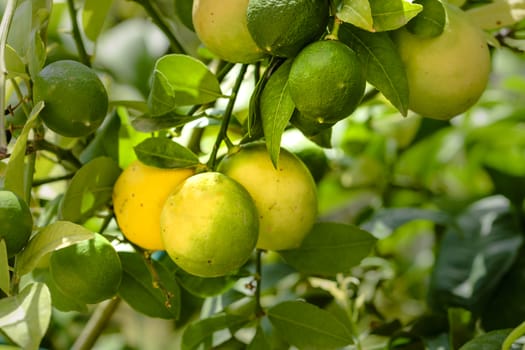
<box><xmin>192</xmin><ymin>0</ymin><xmax>491</xmax><ymax>122</ymax></box>
<box><xmin>112</xmin><ymin>142</ymin><xmax>318</xmax><ymax>278</ymax></box>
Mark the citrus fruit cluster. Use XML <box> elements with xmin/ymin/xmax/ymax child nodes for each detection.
<box><xmin>33</xmin><ymin>60</ymin><xmax>109</xmax><ymax>137</ymax></box>
<box><xmin>112</xmin><ymin>143</ymin><xmax>318</xmax><ymax>278</ymax></box>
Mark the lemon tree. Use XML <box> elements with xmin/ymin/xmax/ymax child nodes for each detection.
<box><xmin>246</xmin><ymin>0</ymin><xmax>329</xmax><ymax>57</ymax></box>
<box><xmin>392</xmin><ymin>3</ymin><xmax>491</xmax><ymax>120</ymax></box>
<box><xmin>49</xmin><ymin>233</ymin><xmax>122</xmax><ymax>304</ymax></box>
<box><xmin>160</xmin><ymin>172</ymin><xmax>259</xmax><ymax>277</ymax></box>
<box><xmin>3</xmin><ymin>0</ymin><xmax>525</xmax><ymax>349</ymax></box>
<box><xmin>0</xmin><ymin>190</ymin><xmax>32</xmax><ymax>257</ymax></box>
<box><xmin>192</xmin><ymin>0</ymin><xmax>266</xmax><ymax>63</ymax></box>
<box><xmin>218</xmin><ymin>143</ymin><xmax>318</xmax><ymax>251</ymax></box>
<box><xmin>32</xmin><ymin>60</ymin><xmax>109</xmax><ymax>137</ymax></box>
<box><xmin>112</xmin><ymin>159</ymin><xmax>194</xmax><ymax>251</ymax></box>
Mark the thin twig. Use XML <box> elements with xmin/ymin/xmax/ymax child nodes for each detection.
<box><xmin>66</xmin><ymin>0</ymin><xmax>91</xmax><ymax>66</ymax></box>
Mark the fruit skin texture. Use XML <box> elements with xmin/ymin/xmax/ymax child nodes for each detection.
<box><xmin>246</xmin><ymin>0</ymin><xmax>329</xmax><ymax>58</ymax></box>
<box><xmin>218</xmin><ymin>143</ymin><xmax>318</xmax><ymax>251</ymax></box>
<box><xmin>160</xmin><ymin>172</ymin><xmax>259</xmax><ymax>278</ymax></box>
<box><xmin>0</xmin><ymin>190</ymin><xmax>33</xmax><ymax>257</ymax></box>
<box><xmin>50</xmin><ymin>233</ymin><xmax>122</xmax><ymax>304</ymax></box>
<box><xmin>192</xmin><ymin>0</ymin><xmax>266</xmax><ymax>63</ymax></box>
<box><xmin>392</xmin><ymin>4</ymin><xmax>491</xmax><ymax>120</ymax></box>
<box><xmin>288</xmin><ymin>40</ymin><xmax>366</xmax><ymax>124</ymax></box>
<box><xmin>33</xmin><ymin>60</ymin><xmax>109</xmax><ymax>137</ymax></box>
<box><xmin>112</xmin><ymin>160</ymin><xmax>194</xmax><ymax>251</ymax></box>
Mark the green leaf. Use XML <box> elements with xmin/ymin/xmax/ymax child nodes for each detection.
<box><xmin>59</xmin><ymin>157</ymin><xmax>121</xmax><ymax>223</ymax></box>
<box><xmin>32</xmin><ymin>268</ymin><xmax>88</xmax><ymax>313</ymax></box>
<box><xmin>5</xmin><ymin>44</ymin><xmax>28</xmax><ymax>79</ymax></box>
<box><xmin>406</xmin><ymin>0</ymin><xmax>446</xmax><ymax>38</ymax></box>
<box><xmin>267</xmin><ymin>300</ymin><xmax>354</xmax><ymax>349</ymax></box>
<box><xmin>279</xmin><ymin>222</ymin><xmax>376</xmax><ymax>276</ymax></box>
<box><xmin>362</xmin><ymin>207</ymin><xmax>450</xmax><ymax>239</ymax></box>
<box><xmin>261</xmin><ymin>59</ymin><xmax>295</xmax><ymax>168</ymax></box>
<box><xmin>134</xmin><ymin>137</ymin><xmax>201</xmax><ymax>168</ymax></box>
<box><xmin>338</xmin><ymin>0</ymin><xmax>374</xmax><ymax>32</ymax></box>
<box><xmin>247</xmin><ymin>326</ymin><xmax>271</xmax><ymax>350</ymax></box>
<box><xmin>175</xmin><ymin>266</ymin><xmax>237</xmax><ymax>298</ymax></box>
<box><xmin>82</xmin><ymin>0</ymin><xmax>114</xmax><ymax>41</ymax></box>
<box><xmin>0</xmin><ymin>240</ymin><xmax>9</xmax><ymax>296</ymax></box>
<box><xmin>181</xmin><ymin>313</ymin><xmax>250</xmax><ymax>350</ymax></box>
<box><xmin>6</xmin><ymin>0</ymin><xmax>32</xmax><ymax>58</ymax></box>
<box><xmin>339</xmin><ymin>24</ymin><xmax>409</xmax><ymax>116</ymax></box>
<box><xmin>4</xmin><ymin>102</ymin><xmax>43</xmax><ymax>200</ymax></box>
<box><xmin>428</xmin><ymin>196</ymin><xmax>524</xmax><ymax>314</ymax></box>
<box><xmin>459</xmin><ymin>329</ymin><xmax>512</xmax><ymax>350</ymax></box>
<box><xmin>15</xmin><ymin>221</ymin><xmax>95</xmax><ymax>276</ymax></box>
<box><xmin>131</xmin><ymin>112</ymin><xmax>197</xmax><ymax>133</ymax></box>
<box><xmin>466</xmin><ymin>0</ymin><xmax>525</xmax><ymax>30</ymax></box>
<box><xmin>118</xmin><ymin>251</ymin><xmax>180</xmax><ymax>319</ymax></box>
<box><xmin>369</xmin><ymin>0</ymin><xmax>423</xmax><ymax>31</ymax></box>
<box><xmin>147</xmin><ymin>54</ymin><xmax>223</xmax><ymax>116</ymax></box>
<box><xmin>0</xmin><ymin>283</ymin><xmax>51</xmax><ymax>350</ymax></box>
<box><xmin>79</xmin><ymin>111</ymin><xmax>121</xmax><ymax>163</ymax></box>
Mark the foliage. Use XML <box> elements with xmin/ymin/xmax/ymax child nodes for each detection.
<box><xmin>1</xmin><ymin>0</ymin><xmax>525</xmax><ymax>349</ymax></box>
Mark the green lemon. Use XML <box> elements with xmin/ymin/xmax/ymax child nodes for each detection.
<box><xmin>392</xmin><ymin>3</ymin><xmax>491</xmax><ymax>120</ymax></box>
<box><xmin>50</xmin><ymin>233</ymin><xmax>122</xmax><ymax>304</ymax></box>
<box><xmin>218</xmin><ymin>142</ymin><xmax>318</xmax><ymax>251</ymax></box>
<box><xmin>288</xmin><ymin>40</ymin><xmax>366</xmax><ymax>124</ymax></box>
<box><xmin>112</xmin><ymin>160</ymin><xmax>194</xmax><ymax>251</ymax></box>
<box><xmin>246</xmin><ymin>0</ymin><xmax>329</xmax><ymax>57</ymax></box>
<box><xmin>33</xmin><ymin>60</ymin><xmax>109</xmax><ymax>137</ymax></box>
<box><xmin>192</xmin><ymin>0</ymin><xmax>266</xmax><ymax>63</ymax></box>
<box><xmin>0</xmin><ymin>190</ymin><xmax>33</xmax><ymax>257</ymax></box>
<box><xmin>160</xmin><ymin>172</ymin><xmax>259</xmax><ymax>277</ymax></box>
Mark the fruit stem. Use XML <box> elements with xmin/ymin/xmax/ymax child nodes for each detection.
<box><xmin>207</xmin><ymin>64</ymin><xmax>248</xmax><ymax>170</ymax></box>
<box><xmin>71</xmin><ymin>297</ymin><xmax>122</xmax><ymax>350</ymax></box>
<box><xmin>0</xmin><ymin>0</ymin><xmax>17</xmax><ymax>155</ymax></box>
<box><xmin>325</xmin><ymin>16</ymin><xmax>343</xmax><ymax>41</ymax></box>
<box><xmin>66</xmin><ymin>0</ymin><xmax>91</xmax><ymax>67</ymax></box>
<box><xmin>254</xmin><ymin>249</ymin><xmax>265</xmax><ymax>317</ymax></box>
<box><xmin>132</xmin><ymin>0</ymin><xmax>186</xmax><ymax>54</ymax></box>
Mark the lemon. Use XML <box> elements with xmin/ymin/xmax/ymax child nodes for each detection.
<box><xmin>218</xmin><ymin>143</ymin><xmax>318</xmax><ymax>251</ymax></box>
<box><xmin>0</xmin><ymin>190</ymin><xmax>33</xmax><ymax>257</ymax></box>
<box><xmin>112</xmin><ymin>160</ymin><xmax>194</xmax><ymax>251</ymax></box>
<box><xmin>192</xmin><ymin>0</ymin><xmax>266</xmax><ymax>63</ymax></box>
<box><xmin>49</xmin><ymin>233</ymin><xmax>122</xmax><ymax>304</ymax></box>
<box><xmin>160</xmin><ymin>172</ymin><xmax>259</xmax><ymax>277</ymax></box>
<box><xmin>288</xmin><ymin>40</ymin><xmax>366</xmax><ymax>124</ymax></box>
<box><xmin>246</xmin><ymin>0</ymin><xmax>329</xmax><ymax>57</ymax></box>
<box><xmin>33</xmin><ymin>60</ymin><xmax>109</xmax><ymax>137</ymax></box>
<box><xmin>392</xmin><ymin>3</ymin><xmax>491</xmax><ymax>120</ymax></box>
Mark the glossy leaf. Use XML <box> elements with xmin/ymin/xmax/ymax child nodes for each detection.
<box><xmin>279</xmin><ymin>222</ymin><xmax>377</xmax><ymax>276</ymax></box>
<box><xmin>0</xmin><ymin>283</ymin><xmax>51</xmax><ymax>350</ymax></box>
<box><xmin>428</xmin><ymin>196</ymin><xmax>524</xmax><ymax>314</ymax></box>
<box><xmin>82</xmin><ymin>0</ymin><xmax>114</xmax><ymax>41</ymax></box>
<box><xmin>5</xmin><ymin>44</ymin><xmax>27</xmax><ymax>79</ymax></box>
<box><xmin>59</xmin><ymin>157</ymin><xmax>121</xmax><ymax>223</ymax></box>
<box><xmin>267</xmin><ymin>300</ymin><xmax>354</xmax><ymax>349</ymax></box>
<box><xmin>369</xmin><ymin>0</ymin><xmax>423</xmax><ymax>31</ymax></box>
<box><xmin>4</xmin><ymin>102</ymin><xmax>43</xmax><ymax>200</ymax></box>
<box><xmin>134</xmin><ymin>137</ymin><xmax>201</xmax><ymax>168</ymax></box>
<box><xmin>118</xmin><ymin>251</ymin><xmax>180</xmax><ymax>319</ymax></box>
<box><xmin>406</xmin><ymin>0</ymin><xmax>446</xmax><ymax>38</ymax></box>
<box><xmin>0</xmin><ymin>241</ymin><xmax>8</xmax><ymax>296</ymax></box>
<box><xmin>175</xmin><ymin>267</ymin><xmax>238</xmax><ymax>298</ymax></box>
<box><xmin>260</xmin><ymin>59</ymin><xmax>295</xmax><ymax>167</ymax></box>
<box><xmin>339</xmin><ymin>24</ymin><xmax>409</xmax><ymax>116</ymax></box>
<box><xmin>247</xmin><ymin>326</ymin><xmax>271</xmax><ymax>350</ymax></box>
<box><xmin>15</xmin><ymin>221</ymin><xmax>95</xmax><ymax>276</ymax></box>
<box><xmin>181</xmin><ymin>312</ymin><xmax>250</xmax><ymax>350</ymax></box>
<box><xmin>459</xmin><ymin>329</ymin><xmax>512</xmax><ymax>350</ymax></box>
<box><xmin>79</xmin><ymin>111</ymin><xmax>121</xmax><ymax>163</ymax></box>
<box><xmin>147</xmin><ymin>54</ymin><xmax>223</xmax><ymax>116</ymax></box>
<box><xmin>131</xmin><ymin>112</ymin><xmax>197</xmax><ymax>132</ymax></box>
<box><xmin>338</xmin><ymin>0</ymin><xmax>374</xmax><ymax>32</ymax></box>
